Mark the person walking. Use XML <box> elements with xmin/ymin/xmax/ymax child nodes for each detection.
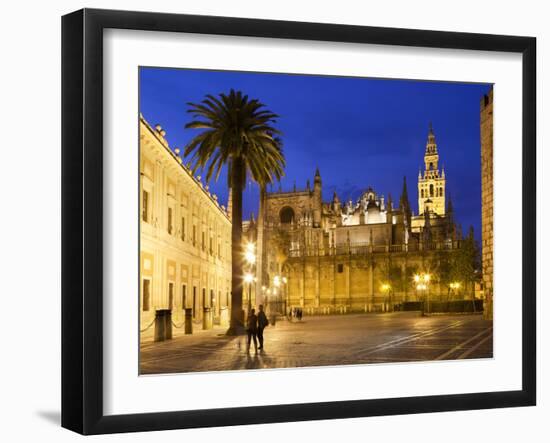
<box><xmin>257</xmin><ymin>304</ymin><xmax>269</xmax><ymax>350</ymax></box>
<box><xmin>246</xmin><ymin>308</ymin><xmax>258</xmax><ymax>353</ymax></box>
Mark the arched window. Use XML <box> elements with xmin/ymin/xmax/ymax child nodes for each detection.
<box><xmin>429</xmin><ymin>162</ymin><xmax>434</xmax><ymax>170</ymax></box>
<box><xmin>280</xmin><ymin>206</ymin><xmax>295</xmax><ymax>224</ymax></box>
<box><xmin>430</xmin><ymin>184</ymin><xmax>434</xmax><ymax>197</ymax></box>
<box><xmin>421</xmin><ymin>189</ymin><xmax>424</xmax><ymax>198</ymax></box>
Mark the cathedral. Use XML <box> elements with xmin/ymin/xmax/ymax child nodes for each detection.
<box><xmin>248</xmin><ymin>124</ymin><xmax>465</xmax><ymax>314</ymax></box>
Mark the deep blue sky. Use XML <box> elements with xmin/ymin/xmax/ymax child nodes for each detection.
<box><xmin>140</xmin><ymin>67</ymin><xmax>491</xmax><ymax>240</ymax></box>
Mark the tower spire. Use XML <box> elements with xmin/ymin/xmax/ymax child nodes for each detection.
<box><xmin>426</xmin><ymin>122</ymin><xmax>437</xmax><ymax>154</ymax></box>
<box><xmin>399</xmin><ymin>176</ymin><xmax>412</xmax><ymax>225</ymax></box>
<box><xmin>446</xmin><ymin>191</ymin><xmax>453</xmax><ymax>213</ymax></box>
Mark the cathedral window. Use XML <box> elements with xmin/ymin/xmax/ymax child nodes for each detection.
<box><xmin>337</xmin><ymin>264</ymin><xmax>344</xmax><ymax>273</ymax></box>
<box><xmin>280</xmin><ymin>206</ymin><xmax>295</xmax><ymax>224</ymax></box>
<box><xmin>421</xmin><ymin>189</ymin><xmax>424</xmax><ymax>198</ymax></box>
<box><xmin>430</xmin><ymin>184</ymin><xmax>434</xmax><ymax>197</ymax></box>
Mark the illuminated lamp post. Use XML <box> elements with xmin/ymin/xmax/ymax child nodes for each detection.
<box><xmin>414</xmin><ymin>273</ymin><xmax>431</xmax><ymax>315</ymax></box>
<box><xmin>244</xmin><ymin>273</ymin><xmax>254</xmax><ymax>312</ymax></box>
<box><xmin>381</xmin><ymin>283</ymin><xmax>392</xmax><ymax>312</ymax></box>
<box><xmin>243</xmin><ymin>242</ymin><xmax>256</xmax><ymax>312</ymax></box>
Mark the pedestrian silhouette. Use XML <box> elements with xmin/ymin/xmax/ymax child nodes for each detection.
<box><xmin>257</xmin><ymin>304</ymin><xmax>269</xmax><ymax>350</ymax></box>
<box><xmin>246</xmin><ymin>309</ymin><xmax>258</xmax><ymax>353</ymax></box>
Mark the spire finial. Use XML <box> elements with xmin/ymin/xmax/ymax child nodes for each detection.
<box><xmin>426</xmin><ymin>122</ymin><xmax>437</xmax><ymax>154</ymax></box>
<box><xmin>447</xmin><ymin>191</ymin><xmax>453</xmax><ymax>213</ymax></box>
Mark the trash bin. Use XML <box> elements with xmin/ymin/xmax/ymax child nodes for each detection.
<box><xmin>202</xmin><ymin>307</ymin><xmax>213</xmax><ymax>330</ymax></box>
<box><xmin>184</xmin><ymin>308</ymin><xmax>193</xmax><ymax>334</ymax></box>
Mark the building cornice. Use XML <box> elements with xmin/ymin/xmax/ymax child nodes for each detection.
<box><xmin>140</xmin><ymin>115</ymin><xmax>231</xmax><ymax>223</ymax></box>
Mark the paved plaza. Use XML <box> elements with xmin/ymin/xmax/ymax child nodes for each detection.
<box><xmin>139</xmin><ymin>312</ymin><xmax>493</xmax><ymax>374</ymax></box>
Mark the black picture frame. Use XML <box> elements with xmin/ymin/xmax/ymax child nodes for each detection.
<box><xmin>61</xmin><ymin>8</ymin><xmax>536</xmax><ymax>435</ymax></box>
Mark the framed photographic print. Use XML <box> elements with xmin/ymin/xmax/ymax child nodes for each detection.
<box><xmin>62</xmin><ymin>8</ymin><xmax>536</xmax><ymax>435</ymax></box>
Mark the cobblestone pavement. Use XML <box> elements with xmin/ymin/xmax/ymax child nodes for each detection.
<box><xmin>139</xmin><ymin>312</ymin><xmax>493</xmax><ymax>375</ymax></box>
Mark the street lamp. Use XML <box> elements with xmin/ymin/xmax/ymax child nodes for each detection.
<box><xmin>449</xmin><ymin>281</ymin><xmax>461</xmax><ymax>301</ymax></box>
<box><xmin>414</xmin><ymin>273</ymin><xmax>431</xmax><ymax>314</ymax></box>
<box><xmin>243</xmin><ymin>242</ymin><xmax>256</xmax><ymax>311</ymax></box>
<box><xmin>244</xmin><ymin>272</ymin><xmax>254</xmax><ymax>311</ymax></box>
<box><xmin>381</xmin><ymin>283</ymin><xmax>392</xmax><ymax>312</ymax></box>
<box><xmin>244</xmin><ymin>242</ymin><xmax>256</xmax><ymax>266</ymax></box>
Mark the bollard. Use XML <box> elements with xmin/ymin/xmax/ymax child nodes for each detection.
<box><xmin>202</xmin><ymin>307</ymin><xmax>213</xmax><ymax>330</ymax></box>
<box><xmin>219</xmin><ymin>306</ymin><xmax>229</xmax><ymax>327</ymax></box>
<box><xmin>184</xmin><ymin>308</ymin><xmax>193</xmax><ymax>334</ymax></box>
<box><xmin>165</xmin><ymin>309</ymin><xmax>173</xmax><ymax>340</ymax></box>
<box><xmin>154</xmin><ymin>310</ymin><xmax>166</xmax><ymax>342</ymax></box>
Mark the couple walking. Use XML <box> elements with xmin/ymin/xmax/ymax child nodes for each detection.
<box><xmin>246</xmin><ymin>304</ymin><xmax>269</xmax><ymax>352</ymax></box>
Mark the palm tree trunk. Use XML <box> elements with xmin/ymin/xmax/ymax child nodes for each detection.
<box><xmin>228</xmin><ymin>157</ymin><xmax>244</xmax><ymax>334</ymax></box>
<box><xmin>255</xmin><ymin>185</ymin><xmax>266</xmax><ymax>306</ymax></box>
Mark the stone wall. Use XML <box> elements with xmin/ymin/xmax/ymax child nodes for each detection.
<box><xmin>282</xmin><ymin>250</ymin><xmax>450</xmax><ymax>313</ymax></box>
<box><xmin>480</xmin><ymin>89</ymin><xmax>494</xmax><ymax>320</ymax></box>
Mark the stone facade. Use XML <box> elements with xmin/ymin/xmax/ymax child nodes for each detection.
<box><xmin>253</xmin><ymin>125</ymin><xmax>465</xmax><ymax>313</ymax></box>
<box><xmin>139</xmin><ymin>116</ymin><xmax>232</xmax><ymax>333</ymax></box>
<box><xmin>480</xmin><ymin>89</ymin><xmax>494</xmax><ymax>320</ymax></box>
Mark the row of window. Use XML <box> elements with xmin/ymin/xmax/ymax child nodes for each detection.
<box><xmin>421</xmin><ymin>184</ymin><xmax>444</xmax><ymax>198</ymax></box>
<box><xmin>142</xmin><ymin>190</ymin><xmax>226</xmax><ymax>258</ymax></box>
<box><xmin>142</xmin><ymin>279</ymin><xmax>229</xmax><ymax>317</ymax></box>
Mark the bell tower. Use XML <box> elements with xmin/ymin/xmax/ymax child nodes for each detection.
<box><xmin>418</xmin><ymin>123</ymin><xmax>446</xmax><ymax>215</ymax></box>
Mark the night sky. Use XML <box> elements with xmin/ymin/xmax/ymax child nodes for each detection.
<box><xmin>139</xmin><ymin>67</ymin><xmax>491</xmax><ymax>240</ymax></box>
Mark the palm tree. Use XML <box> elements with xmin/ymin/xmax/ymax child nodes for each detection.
<box><xmin>184</xmin><ymin>89</ymin><xmax>285</xmax><ymax>334</ymax></box>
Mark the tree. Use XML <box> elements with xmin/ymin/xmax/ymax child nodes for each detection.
<box><xmin>404</xmin><ymin>264</ymin><xmax>419</xmax><ymax>301</ymax></box>
<box><xmin>184</xmin><ymin>90</ymin><xmax>285</xmax><ymax>333</ymax></box>
<box><xmin>445</xmin><ymin>226</ymin><xmax>480</xmax><ymax>300</ymax></box>
<box><xmin>429</xmin><ymin>250</ymin><xmax>452</xmax><ymax>300</ymax></box>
